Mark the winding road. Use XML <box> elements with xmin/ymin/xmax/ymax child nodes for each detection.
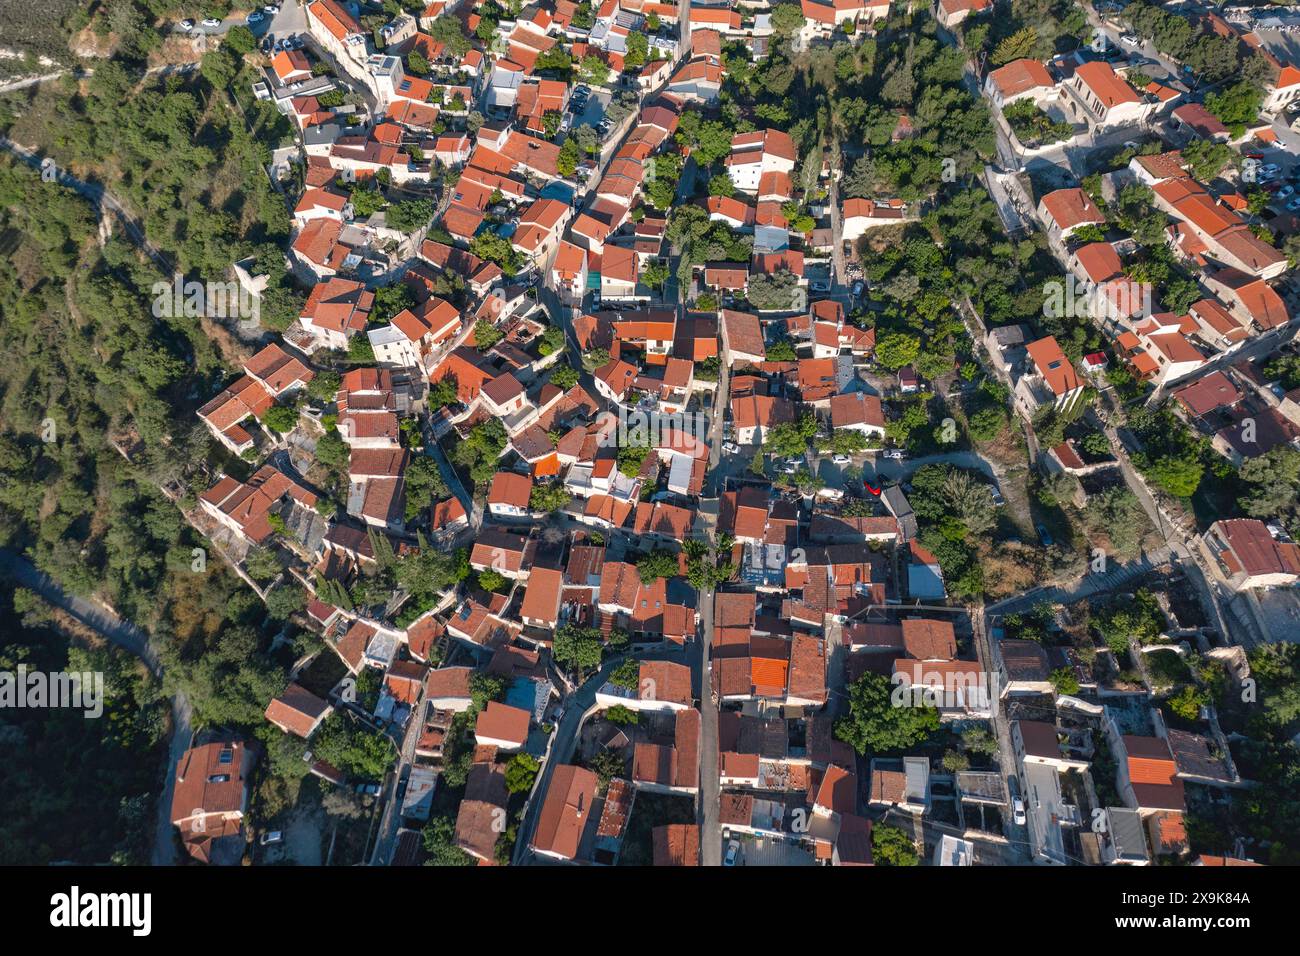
<box><xmin>0</xmin><ymin>548</ymin><xmax>192</xmax><ymax>864</ymax></box>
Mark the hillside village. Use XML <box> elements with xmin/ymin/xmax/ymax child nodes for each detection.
<box><xmin>2</xmin><ymin>0</ymin><xmax>1300</xmax><ymax>874</ymax></box>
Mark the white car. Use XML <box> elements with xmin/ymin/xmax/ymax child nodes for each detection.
<box><xmin>724</xmin><ymin>840</ymin><xmax>740</xmax><ymax>866</ymax></box>
<box><xmin>263</xmin><ymin>3</ymin><xmax>278</xmax><ymax>11</ymax></box>
<box><xmin>201</xmin><ymin>17</ymin><xmax>221</xmax><ymax>27</ymax></box>
<box><xmin>831</xmin><ymin>454</ymin><xmax>851</xmax><ymax>465</ymax></box>
<box><xmin>882</xmin><ymin>449</ymin><xmax>906</xmax><ymax>460</ymax></box>
<box><xmin>179</xmin><ymin>18</ymin><xmax>195</xmax><ymax>30</ymax></box>
<box><xmin>1012</xmin><ymin>798</ymin><xmax>1027</xmax><ymax>826</ymax></box>
<box><xmin>259</xmin><ymin>830</ymin><xmax>283</xmax><ymax>845</ymax></box>
<box><xmin>1118</xmin><ymin>34</ymin><xmax>1141</xmax><ymax>49</ymax></box>
<box><xmin>722</xmin><ymin>441</ymin><xmax>740</xmax><ymax>454</ymax></box>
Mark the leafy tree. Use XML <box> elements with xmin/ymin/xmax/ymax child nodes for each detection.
<box><xmin>529</xmin><ymin>483</ymin><xmax>570</xmax><ymax>513</ymax></box>
<box><xmin>505</xmin><ymin>753</ymin><xmax>541</xmax><ymax>794</ymax></box>
<box><xmin>428</xmin><ymin>14</ymin><xmax>472</xmax><ymax>56</ymax></box>
<box><xmin>557</xmin><ymin>137</ymin><xmax>580</xmax><ymax>178</ymax></box>
<box><xmin>588</xmin><ymin>748</ymin><xmax>626</xmax><ymax>789</ymax></box>
<box><xmin>605</xmin><ymin>704</ymin><xmax>639</xmax><ymax>726</ymax></box>
<box><xmin>1049</xmin><ymin>667</ymin><xmax>1080</xmax><ymax>696</ymax></box>
<box><xmin>405</xmin><ymin>455</ymin><xmax>449</xmax><ymax>518</ymax></box>
<box><xmin>474</xmin><ymin>318</ymin><xmax>504</xmax><ymax>351</ymax></box>
<box><xmin>265</xmin><ymin>584</ymin><xmax>305</xmax><ymax>620</ymax></box>
<box><xmin>580</xmin><ymin>54</ymin><xmax>611</xmax><ymax>85</ymax></box>
<box><xmin>423</xmin><ymin>813</ymin><xmax>475</xmax><ymax>866</ymax></box>
<box><xmin>872</xmin><ymin>823</ymin><xmax>920</xmax><ymax>866</ymax></box>
<box><xmin>625</xmin><ymin>31</ymin><xmax>648</xmax><ymax>69</ymax></box>
<box><xmin>407</xmin><ymin>50</ymin><xmax>430</xmax><ymax>75</ymax></box>
<box><xmin>641</xmin><ymin>258</ymin><xmax>670</xmax><ymax>289</ymax></box>
<box><xmin>312</xmin><ymin>714</ymin><xmax>396</xmax><ymax>780</ymax></box>
<box><xmin>550</xmin><ymin>365</ymin><xmax>579</xmax><ymax>390</ymax></box>
<box><xmin>874</xmin><ymin>330</ymin><xmax>922</xmax><ymax>370</ymax></box>
<box><xmin>224</xmin><ymin>25</ymin><xmax>257</xmax><ymax>56</ymax></box>
<box><xmin>553</xmin><ymin>623</ymin><xmax>603</xmax><ymax>680</ymax></box>
<box><xmin>835</xmin><ymin>672</ymin><xmax>940</xmax><ymax>754</ymax></box>
<box><xmin>610</xmin><ymin>659</ymin><xmax>641</xmax><ymax>690</ymax></box>
<box><xmin>991</xmin><ymin>27</ymin><xmax>1039</xmax><ymax>66</ymax></box>
<box><xmin>770</xmin><ymin>2</ymin><xmax>806</xmax><ymax>35</ymax></box>
<box><xmin>637</xmin><ymin>548</ymin><xmax>679</xmax><ymax>583</ymax></box>
<box><xmin>386</xmin><ymin>198</ymin><xmax>435</xmax><ymax>233</ymax></box>
<box><xmin>1204</xmin><ymin>81</ymin><xmax>1263</xmax><ymax>135</ymax></box>
<box><xmin>262</xmin><ymin>403</ymin><xmax>299</xmax><ymax>433</ymax></box>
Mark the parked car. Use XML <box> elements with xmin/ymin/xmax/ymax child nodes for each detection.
<box><xmin>722</xmin><ymin>441</ymin><xmax>740</xmax><ymax>454</ymax></box>
<box><xmin>201</xmin><ymin>16</ymin><xmax>221</xmax><ymax>26</ymax></box>
<box><xmin>247</xmin><ymin>10</ymin><xmax>265</xmax><ymax>23</ymax></box>
<box><xmin>1013</xmin><ymin>799</ymin><xmax>1027</xmax><ymax>826</ymax></box>
<box><xmin>259</xmin><ymin>830</ymin><xmax>283</xmax><ymax>845</ymax></box>
<box><xmin>1119</xmin><ymin>34</ymin><xmax>1142</xmax><ymax>49</ymax></box>
<box><xmin>882</xmin><ymin>449</ymin><xmax>906</xmax><ymax>460</ymax></box>
<box><xmin>831</xmin><ymin>454</ymin><xmax>851</xmax><ymax>465</ymax></box>
<box><xmin>355</xmin><ymin>782</ymin><xmax>381</xmax><ymax>796</ymax></box>
<box><xmin>724</xmin><ymin>840</ymin><xmax>741</xmax><ymax>866</ymax></box>
<box><xmin>851</xmin><ymin>279</ymin><xmax>865</xmax><ymax>297</ymax></box>
<box><xmin>1287</xmin><ymin>196</ymin><xmax>1300</xmax><ymax>212</ymax></box>
<box><xmin>1036</xmin><ymin>523</ymin><xmax>1054</xmax><ymax>547</ymax></box>
<box><xmin>263</xmin><ymin>3</ymin><xmax>278</xmax><ymax>11</ymax></box>
<box><xmin>1260</xmin><ymin>163</ymin><xmax>1282</xmax><ymax>178</ymax></box>
<box><xmin>179</xmin><ymin>18</ymin><xmax>195</xmax><ymax>30</ymax></box>
<box><xmin>991</xmin><ymin>487</ymin><xmax>1005</xmax><ymax>507</ymax></box>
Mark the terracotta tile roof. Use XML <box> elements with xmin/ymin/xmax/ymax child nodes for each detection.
<box><xmin>475</xmin><ymin>701</ymin><xmax>531</xmax><ymax>746</ymax></box>
<box><xmin>901</xmin><ymin>618</ymin><xmax>957</xmax><ymax>661</ymax></box>
<box><xmin>264</xmin><ymin>683</ymin><xmax>330</xmax><ymax>738</ymax></box>
<box><xmin>988</xmin><ymin>58</ymin><xmax>1054</xmax><ymax>98</ymax></box>
<box><xmin>531</xmin><ymin>764</ymin><xmax>597</xmax><ymax>859</ymax></box>
<box><xmin>652</xmin><ymin>824</ymin><xmax>700</xmax><ymax>865</ymax></box>
<box><xmin>1026</xmin><ymin>336</ymin><xmax>1082</xmax><ymax>396</ymax></box>
<box><xmin>1041</xmin><ymin>188</ymin><xmax>1106</xmax><ymax>232</ymax></box>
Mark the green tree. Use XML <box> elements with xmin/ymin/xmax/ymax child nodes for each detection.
<box><xmin>529</xmin><ymin>483</ymin><xmax>571</xmax><ymax>513</ymax></box>
<box><xmin>505</xmin><ymin>753</ymin><xmax>541</xmax><ymax>794</ymax></box>
<box><xmin>770</xmin><ymin>2</ymin><xmax>807</xmax><ymax>35</ymax></box>
<box><xmin>423</xmin><ymin>813</ymin><xmax>475</xmax><ymax>866</ymax></box>
<box><xmin>553</xmin><ymin>623</ymin><xmax>604</xmax><ymax>680</ymax></box>
<box><xmin>874</xmin><ymin>330</ymin><xmax>922</xmax><ymax>370</ymax></box>
<box><xmin>872</xmin><ymin>823</ymin><xmax>920</xmax><ymax>866</ymax></box>
<box><xmin>262</xmin><ymin>403</ymin><xmax>299</xmax><ymax>433</ymax></box>
<box><xmin>557</xmin><ymin>137</ymin><xmax>580</xmax><ymax>178</ymax></box>
<box><xmin>835</xmin><ymin>672</ymin><xmax>940</xmax><ymax>754</ymax></box>
<box><xmin>637</xmin><ymin>548</ymin><xmax>679</xmax><ymax>583</ymax></box>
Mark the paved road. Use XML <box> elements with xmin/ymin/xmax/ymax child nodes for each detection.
<box><xmin>0</xmin><ymin>134</ymin><xmax>174</xmax><ymax>272</ymax></box>
<box><xmin>0</xmin><ymin>548</ymin><xmax>192</xmax><ymax>865</ymax></box>
<box><xmin>513</xmin><ymin>649</ymin><xmax>679</xmax><ymax>865</ymax></box>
